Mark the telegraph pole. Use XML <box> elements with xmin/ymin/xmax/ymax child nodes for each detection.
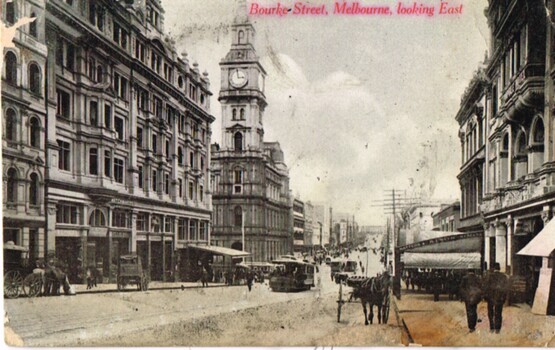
<box><xmin>370</xmin><ymin>190</ymin><xmax>420</xmax><ymax>299</ymax></box>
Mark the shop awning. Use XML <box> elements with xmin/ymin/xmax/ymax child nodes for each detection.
<box><xmin>188</xmin><ymin>244</ymin><xmax>250</xmax><ymax>257</ymax></box>
<box><xmin>518</xmin><ymin>218</ymin><xmax>555</xmax><ymax>257</ymax></box>
<box><xmin>403</xmin><ymin>252</ymin><xmax>481</xmax><ymax>269</ymax></box>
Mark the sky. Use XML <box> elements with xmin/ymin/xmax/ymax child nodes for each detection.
<box><xmin>160</xmin><ymin>0</ymin><xmax>490</xmax><ymax>225</ymax></box>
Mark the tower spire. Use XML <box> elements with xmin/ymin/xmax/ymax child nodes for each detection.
<box><xmin>234</xmin><ymin>0</ymin><xmax>249</xmax><ymax>24</ymax></box>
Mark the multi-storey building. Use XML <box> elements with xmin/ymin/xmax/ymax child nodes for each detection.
<box><xmin>292</xmin><ymin>198</ymin><xmax>305</xmax><ymax>253</ymax></box>
<box><xmin>2</xmin><ymin>0</ymin><xmax>48</xmax><ymax>264</ymax></box>
<box><xmin>312</xmin><ymin>203</ymin><xmax>331</xmax><ymax>247</ymax></box>
<box><xmin>457</xmin><ymin>0</ymin><xmax>554</xmax><ymax>314</ymax></box>
<box><xmin>431</xmin><ymin>202</ymin><xmax>460</xmax><ymax>232</ymax></box>
<box><xmin>303</xmin><ymin>201</ymin><xmax>317</xmax><ymax>249</ymax></box>
<box><xmin>211</xmin><ymin>11</ymin><xmax>292</xmax><ymax>262</ymax></box>
<box><xmin>41</xmin><ymin>0</ymin><xmax>214</xmax><ymax>283</ymax></box>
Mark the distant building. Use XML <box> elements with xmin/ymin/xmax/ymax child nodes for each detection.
<box><xmin>293</xmin><ymin>198</ymin><xmax>305</xmax><ymax>253</ymax></box>
<box><xmin>432</xmin><ymin>202</ymin><xmax>461</xmax><ymax>232</ymax></box>
<box><xmin>312</xmin><ymin>203</ymin><xmax>331</xmax><ymax>246</ymax></box>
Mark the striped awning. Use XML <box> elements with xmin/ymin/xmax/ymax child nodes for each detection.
<box><xmin>403</xmin><ymin>252</ymin><xmax>481</xmax><ymax>269</ymax></box>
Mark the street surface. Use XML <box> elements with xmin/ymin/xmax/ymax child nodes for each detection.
<box><xmin>396</xmin><ymin>289</ymin><xmax>555</xmax><ymax>346</ymax></box>
<box><xmin>4</xmin><ymin>239</ymin><xmax>401</xmax><ymax>346</ymax></box>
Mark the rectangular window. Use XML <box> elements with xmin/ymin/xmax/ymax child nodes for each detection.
<box><xmin>57</xmin><ymin>140</ymin><xmax>71</xmax><ymax>171</ymax></box>
<box><xmin>89</xmin><ymin>148</ymin><xmax>98</xmax><ymax>175</ymax></box>
<box><xmin>199</xmin><ymin>185</ymin><xmax>203</xmax><ymax>202</ymax></box>
<box><xmin>56</xmin><ymin>204</ymin><xmax>78</xmax><ymax>224</ymax></box>
<box><xmin>189</xmin><ymin>220</ymin><xmax>197</xmax><ymax>240</ymax></box>
<box><xmin>104</xmin><ymin>104</ymin><xmax>112</xmax><ymax>128</ymax></box>
<box><xmin>115</xmin><ymin>117</ymin><xmax>124</xmax><ymax>140</ymax></box>
<box><xmin>165</xmin><ymin>173</ymin><xmax>170</xmax><ymax>194</ymax></box>
<box><xmin>112</xmin><ymin>211</ymin><xmax>128</xmax><ymax>228</ymax></box>
<box><xmin>138</xmin><ymin>165</ymin><xmax>143</xmax><ymax>188</ymax></box>
<box><xmin>154</xmin><ymin>97</ymin><xmax>163</xmax><ymax>119</ymax></box>
<box><xmin>137</xmin><ymin>213</ymin><xmax>147</xmax><ymax>231</ymax></box>
<box><xmin>56</xmin><ymin>90</ymin><xmax>71</xmax><ymax>119</ymax></box>
<box><xmin>165</xmin><ymin>217</ymin><xmax>174</xmax><ymax>233</ymax></box>
<box><xmin>66</xmin><ymin>42</ymin><xmax>75</xmax><ymax>71</ymax></box>
<box><xmin>165</xmin><ymin>140</ymin><xmax>170</xmax><ymax>159</ymax></box>
<box><xmin>152</xmin><ymin>134</ymin><xmax>157</xmax><ymax>153</ymax></box>
<box><xmin>189</xmin><ymin>152</ymin><xmax>195</xmax><ymax>168</ymax></box>
<box><xmin>89</xmin><ymin>101</ymin><xmax>98</xmax><ymax>126</ymax></box>
<box><xmin>56</xmin><ymin>40</ymin><xmax>64</xmax><ymax>66</ymax></box>
<box><xmin>188</xmin><ymin>182</ymin><xmax>194</xmax><ymax>200</ymax></box>
<box><xmin>137</xmin><ymin>127</ymin><xmax>143</xmax><ymax>148</ymax></box>
<box><xmin>179</xmin><ymin>179</ymin><xmax>183</xmax><ymax>198</ymax></box>
<box><xmin>152</xmin><ymin>170</ymin><xmax>157</xmax><ymax>191</ymax></box>
<box><xmin>104</xmin><ymin>150</ymin><xmax>111</xmax><ymax>177</ymax></box>
<box><xmin>178</xmin><ymin>219</ymin><xmax>186</xmax><ymax>240</ymax></box>
<box><xmin>199</xmin><ymin>222</ymin><xmax>205</xmax><ymax>241</ymax></box>
<box><xmin>114</xmin><ymin>158</ymin><xmax>124</xmax><ymax>183</ymax></box>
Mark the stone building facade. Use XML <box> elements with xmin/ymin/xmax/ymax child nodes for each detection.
<box><xmin>2</xmin><ymin>0</ymin><xmax>49</xmax><ymax>264</ymax></box>
<box><xmin>211</xmin><ymin>12</ymin><xmax>292</xmax><ymax>262</ymax></box>
<box><xmin>458</xmin><ymin>0</ymin><xmax>555</xmax><ymax>314</ymax></box>
<box><xmin>3</xmin><ymin>0</ymin><xmax>215</xmax><ymax>283</ymax></box>
<box><xmin>292</xmin><ymin>198</ymin><xmax>305</xmax><ymax>253</ymax></box>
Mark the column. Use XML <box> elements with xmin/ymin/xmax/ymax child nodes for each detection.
<box><xmin>495</xmin><ymin>220</ymin><xmax>507</xmax><ymax>272</ymax></box>
<box><xmin>484</xmin><ymin>223</ymin><xmax>492</xmax><ymax>271</ymax></box>
<box><xmin>81</xmin><ymin>235</ymin><xmax>88</xmax><ymax>284</ymax></box>
<box><xmin>506</xmin><ymin>215</ymin><xmax>513</xmax><ymax>274</ymax></box>
<box><xmin>131</xmin><ymin>210</ymin><xmax>138</xmax><ymax>253</ymax></box>
<box><xmin>46</xmin><ymin>201</ymin><xmax>58</xmax><ymax>257</ymax></box>
<box><xmin>532</xmin><ymin>207</ymin><xmax>553</xmax><ymax>314</ymax></box>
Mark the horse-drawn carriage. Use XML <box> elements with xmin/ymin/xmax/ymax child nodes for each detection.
<box><xmin>3</xmin><ymin>242</ymin><xmax>43</xmax><ymax>299</ymax></box>
<box><xmin>336</xmin><ymin>272</ymin><xmax>392</xmax><ymax>325</ymax></box>
<box><xmin>116</xmin><ymin>254</ymin><xmax>149</xmax><ymax>291</ymax></box>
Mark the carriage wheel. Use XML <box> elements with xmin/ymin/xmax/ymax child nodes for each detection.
<box><xmin>383</xmin><ymin>292</ymin><xmax>391</xmax><ymax>324</ymax></box>
<box><xmin>22</xmin><ymin>274</ymin><xmax>43</xmax><ymax>297</ymax></box>
<box><xmin>4</xmin><ymin>271</ymin><xmax>23</xmax><ymax>299</ymax></box>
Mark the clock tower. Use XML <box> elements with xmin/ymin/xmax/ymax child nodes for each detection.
<box><xmin>219</xmin><ymin>6</ymin><xmax>267</xmax><ymax>152</ymax></box>
<box><xmin>211</xmin><ymin>3</ymin><xmax>293</xmax><ymax>262</ymax></box>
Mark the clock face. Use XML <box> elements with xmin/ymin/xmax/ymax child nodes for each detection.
<box><xmin>230</xmin><ymin>69</ymin><xmax>248</xmax><ymax>88</ymax></box>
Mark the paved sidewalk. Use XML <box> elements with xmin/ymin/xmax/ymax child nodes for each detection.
<box><xmin>73</xmin><ymin>281</ymin><xmax>230</xmax><ymax>294</ymax></box>
<box><xmin>394</xmin><ymin>291</ymin><xmax>555</xmax><ymax>346</ymax></box>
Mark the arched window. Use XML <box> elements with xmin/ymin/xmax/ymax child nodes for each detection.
<box><xmin>7</xmin><ymin>168</ymin><xmax>18</xmax><ymax>203</ymax></box>
<box><xmin>240</xmin><ymin>108</ymin><xmax>245</xmax><ymax>120</ymax></box>
<box><xmin>234</xmin><ymin>206</ymin><xmax>243</xmax><ymax>227</ymax></box>
<box><xmin>533</xmin><ymin>118</ymin><xmax>545</xmax><ymax>143</ymax></box>
<box><xmin>5</xmin><ymin>108</ymin><xmax>17</xmax><ymax>142</ymax></box>
<box><xmin>516</xmin><ymin>132</ymin><xmax>527</xmax><ymax>155</ymax></box>
<box><xmin>29</xmin><ymin>63</ymin><xmax>41</xmax><ymax>95</ymax></box>
<box><xmin>178</xmin><ymin>147</ymin><xmax>183</xmax><ymax>165</ymax></box>
<box><xmin>29</xmin><ymin>173</ymin><xmax>39</xmax><ymax>205</ymax></box>
<box><xmin>234</xmin><ymin>132</ymin><xmax>243</xmax><ymax>152</ymax></box>
<box><xmin>89</xmin><ymin>209</ymin><xmax>106</xmax><ymax>227</ymax></box>
<box><xmin>29</xmin><ymin>13</ymin><xmax>37</xmax><ymax>38</ymax></box>
<box><xmin>232</xmin><ymin>108</ymin><xmax>237</xmax><ymax>120</ymax></box>
<box><xmin>4</xmin><ymin>52</ymin><xmax>17</xmax><ymax>85</ymax></box>
<box><xmin>30</xmin><ymin>117</ymin><xmax>40</xmax><ymax>148</ymax></box>
<box><xmin>96</xmin><ymin>65</ymin><xmax>103</xmax><ymax>83</ymax></box>
<box><xmin>238</xmin><ymin>30</ymin><xmax>245</xmax><ymax>44</ymax></box>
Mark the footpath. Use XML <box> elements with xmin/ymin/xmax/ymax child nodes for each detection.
<box><xmin>393</xmin><ymin>291</ymin><xmax>555</xmax><ymax>347</ymax></box>
<box><xmin>72</xmin><ymin>281</ymin><xmax>228</xmax><ymax>294</ymax></box>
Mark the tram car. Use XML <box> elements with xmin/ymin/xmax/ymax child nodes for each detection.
<box><xmin>269</xmin><ymin>258</ymin><xmax>316</xmax><ymax>292</ymax></box>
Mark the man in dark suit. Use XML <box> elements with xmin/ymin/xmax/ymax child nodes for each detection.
<box><xmin>482</xmin><ymin>263</ymin><xmax>509</xmax><ymax>333</ymax></box>
<box><xmin>459</xmin><ymin>270</ymin><xmax>482</xmax><ymax>332</ymax></box>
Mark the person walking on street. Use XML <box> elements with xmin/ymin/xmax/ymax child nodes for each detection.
<box><xmin>432</xmin><ymin>271</ymin><xmax>442</xmax><ymax>302</ymax></box>
<box><xmin>246</xmin><ymin>271</ymin><xmax>254</xmax><ymax>292</ymax></box>
<box><xmin>459</xmin><ymin>270</ymin><xmax>482</xmax><ymax>332</ymax></box>
<box><xmin>483</xmin><ymin>263</ymin><xmax>509</xmax><ymax>334</ymax></box>
<box><xmin>201</xmin><ymin>268</ymin><xmax>209</xmax><ymax>288</ymax></box>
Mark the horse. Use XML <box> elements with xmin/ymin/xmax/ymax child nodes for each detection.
<box><xmin>351</xmin><ymin>272</ymin><xmax>391</xmax><ymax>325</ymax></box>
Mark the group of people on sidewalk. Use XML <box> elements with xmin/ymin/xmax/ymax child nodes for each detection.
<box><xmin>459</xmin><ymin>263</ymin><xmax>510</xmax><ymax>334</ymax></box>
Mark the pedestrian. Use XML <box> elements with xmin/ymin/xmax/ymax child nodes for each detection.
<box><xmin>432</xmin><ymin>271</ymin><xmax>442</xmax><ymax>302</ymax></box>
<box><xmin>459</xmin><ymin>270</ymin><xmax>482</xmax><ymax>332</ymax></box>
<box><xmin>246</xmin><ymin>271</ymin><xmax>254</xmax><ymax>292</ymax></box>
<box><xmin>201</xmin><ymin>268</ymin><xmax>209</xmax><ymax>288</ymax></box>
<box><xmin>482</xmin><ymin>263</ymin><xmax>509</xmax><ymax>333</ymax></box>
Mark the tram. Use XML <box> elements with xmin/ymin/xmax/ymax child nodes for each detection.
<box><xmin>269</xmin><ymin>258</ymin><xmax>317</xmax><ymax>292</ymax></box>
